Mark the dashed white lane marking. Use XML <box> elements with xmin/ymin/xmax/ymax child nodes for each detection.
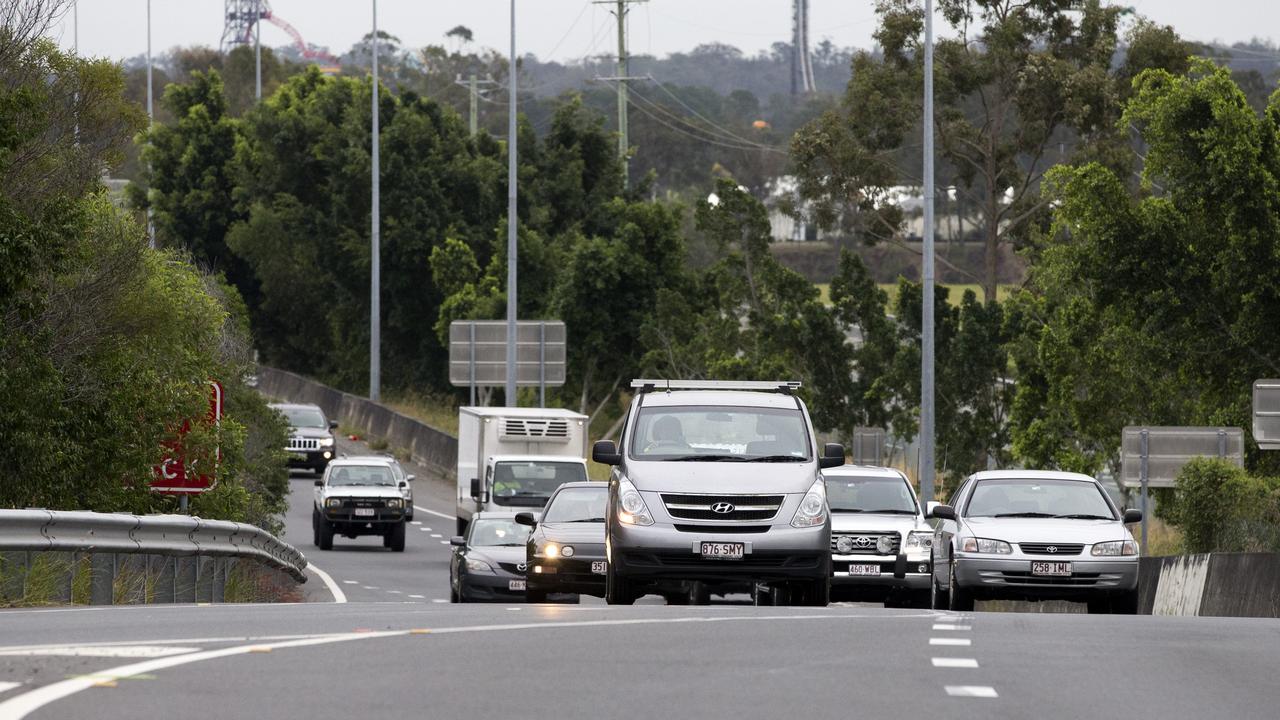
<box><xmin>507</xmin><ymin>607</ymin><xmax>522</xmax><ymax>611</ymax></box>
<box><xmin>413</xmin><ymin>505</ymin><xmax>453</xmax><ymax>521</ymax></box>
<box><xmin>410</xmin><ymin>521</ymin><xmax>422</xmax><ymax>526</ymax></box>
<box><xmin>930</xmin><ymin>638</ymin><xmax>971</xmax><ymax>646</ymax></box>
<box><xmin>408</xmin><ymin>595</ymin><xmax>425</xmax><ymax>599</ymax></box>
<box><xmin>422</xmin><ymin>528</ymin><xmax>433</xmax><ymax>532</ymax></box>
<box><xmin>438</xmin><ymin>541</ymin><xmax>449</xmax><ymax>545</ymax></box>
<box><xmin>306</xmin><ymin>563</ymin><xmax>347</xmax><ymax>604</ymax></box>
<box><xmin>431</xmin><ymin>599</ymin><xmax>449</xmax><ymax>604</ymax></box>
<box><xmin>931</xmin><ymin>658</ymin><xmax>979</xmax><ymax>668</ymax></box>
<box><xmin>0</xmin><ymin>683</ymin><xmax>22</xmax><ymax>694</ymax></box>
<box><xmin>945</xmin><ymin>686</ymin><xmax>998</xmax><ymax>698</ymax></box>
<box><xmin>387</xmin><ymin>591</ymin><xmax>402</xmax><ymax>595</ymax></box>
<box><xmin>342</xmin><ymin>580</ymin><xmax>358</xmax><ymax>585</ymax></box>
<box><xmin>362</xmin><ymin>586</ymin><xmax>378</xmax><ymax>591</ymax></box>
<box><xmin>932</xmin><ymin>624</ymin><xmax>971</xmax><ymax>631</ymax></box>
<box><xmin>419</xmin><ymin>528</ymin><xmax>430</xmax><ymax>532</ymax></box>
<box><xmin>430</xmin><ymin>534</ymin><xmax>442</xmax><ymax>538</ymax></box>
<box><xmin>0</xmin><ymin>646</ymin><xmax>199</xmax><ymax>659</ymax></box>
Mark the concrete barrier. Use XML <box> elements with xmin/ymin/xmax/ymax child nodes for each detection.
<box><xmin>257</xmin><ymin>366</ymin><xmax>458</xmax><ymax>481</ymax></box>
<box><xmin>1148</xmin><ymin>554</ymin><xmax>1210</xmax><ymax>616</ymax></box>
<box><xmin>1200</xmin><ymin>553</ymin><xmax>1280</xmax><ymax>618</ymax></box>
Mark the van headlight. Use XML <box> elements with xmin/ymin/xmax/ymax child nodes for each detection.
<box><xmin>790</xmin><ymin>478</ymin><xmax>827</xmax><ymax>528</ymax></box>
<box><xmin>617</xmin><ymin>478</ymin><xmax>653</xmax><ymax>526</ymax></box>
<box><xmin>1091</xmin><ymin>540</ymin><xmax>1138</xmax><ymax>556</ymax></box>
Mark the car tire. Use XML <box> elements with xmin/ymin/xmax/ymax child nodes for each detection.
<box><xmin>689</xmin><ymin>581</ymin><xmax>711</xmax><ymax>606</ymax></box>
<box><xmin>388</xmin><ymin>522</ymin><xmax>406</xmax><ymax>552</ymax></box>
<box><xmin>311</xmin><ymin>510</ymin><xmax>321</xmax><ymax>547</ymax></box>
<box><xmin>318</xmin><ymin>519</ymin><xmax>334</xmax><ymax>551</ymax></box>
<box><xmin>931</xmin><ymin>555</ymin><xmax>949</xmax><ymax>609</ymax></box>
<box><xmin>526</xmin><ymin>588</ymin><xmax>548</xmax><ymax>604</ymax></box>
<box><xmin>948</xmin><ymin>560</ymin><xmax>974</xmax><ymax>612</ymax></box>
<box><xmin>450</xmin><ymin>584</ymin><xmax>460</xmax><ymax>603</ymax></box>
<box><xmin>605</xmin><ymin>566</ymin><xmax>637</xmax><ymax>606</ymax></box>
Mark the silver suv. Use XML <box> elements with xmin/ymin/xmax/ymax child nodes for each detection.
<box><xmin>593</xmin><ymin>380</ymin><xmax>844</xmax><ymax>606</ymax></box>
<box><xmin>826</xmin><ymin>465</ymin><xmax>933</xmax><ymax>607</ymax></box>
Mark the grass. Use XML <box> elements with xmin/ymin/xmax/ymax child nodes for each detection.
<box><xmin>1142</xmin><ymin>517</ymin><xmax>1183</xmax><ymax>557</ymax></box>
<box><xmin>816</xmin><ymin>283</ymin><xmax>1018</xmax><ymax>307</ymax></box>
<box><xmin>382</xmin><ymin>392</ymin><xmax>460</xmax><ymax>435</ymax></box>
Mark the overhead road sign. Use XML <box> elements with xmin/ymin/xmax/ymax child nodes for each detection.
<box><xmin>450</xmin><ymin>321</ymin><xmax>566</xmax><ymax>406</ymax></box>
<box><xmin>850</xmin><ymin>427</ymin><xmax>887</xmax><ymax>465</ymax></box>
<box><xmin>1252</xmin><ymin>380</ymin><xmax>1280</xmax><ymax>450</ymax></box>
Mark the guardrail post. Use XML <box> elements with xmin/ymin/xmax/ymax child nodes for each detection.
<box><xmin>151</xmin><ymin>555</ymin><xmax>175</xmax><ymax>603</ymax></box>
<box><xmin>196</xmin><ymin>556</ymin><xmax>214</xmax><ymax>603</ymax></box>
<box><xmin>175</xmin><ymin>556</ymin><xmax>198</xmax><ymax>603</ymax></box>
<box><xmin>89</xmin><ymin>553</ymin><xmax>114</xmax><ymax>605</ymax></box>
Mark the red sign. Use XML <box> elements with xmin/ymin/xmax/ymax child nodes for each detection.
<box><xmin>152</xmin><ymin>380</ymin><xmax>223</xmax><ymax>495</ymax></box>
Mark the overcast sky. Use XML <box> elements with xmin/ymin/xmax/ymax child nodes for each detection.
<box><xmin>54</xmin><ymin>1</ymin><xmax>1280</xmax><ymax>64</ymax></box>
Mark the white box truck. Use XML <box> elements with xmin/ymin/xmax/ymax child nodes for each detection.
<box><xmin>456</xmin><ymin>407</ymin><xmax>591</xmax><ymax>535</ymax></box>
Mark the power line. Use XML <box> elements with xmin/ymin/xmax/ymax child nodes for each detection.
<box><xmin>645</xmin><ymin>74</ymin><xmax>778</xmax><ymax>150</ymax></box>
<box><xmin>626</xmin><ymin>83</ymin><xmax>787</xmax><ymax>154</ymax></box>
<box><xmin>624</xmin><ymin>87</ymin><xmax>783</xmax><ymax>153</ymax></box>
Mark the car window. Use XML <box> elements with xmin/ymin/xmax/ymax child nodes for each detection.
<box><xmin>628</xmin><ymin>405</ymin><xmax>811</xmax><ymax>461</ymax></box>
<box><xmin>541</xmin><ymin>487</ymin><xmax>607</xmax><ymax>523</ymax></box>
<box><xmin>827</xmin><ymin>475</ymin><xmax>917</xmax><ymax>514</ymax></box>
<box><xmin>964</xmin><ymin>478</ymin><xmax>1115</xmax><ymax>519</ymax></box>
<box><xmin>327</xmin><ymin>465</ymin><xmax>396</xmax><ymax>487</ymax></box>
<box><xmin>277</xmin><ymin>406</ymin><xmax>327</xmax><ymax>429</ymax></box>
<box><xmin>491</xmin><ymin>461</ymin><xmax>588</xmax><ymax>506</ymax></box>
<box><xmin>468</xmin><ymin>519</ymin><xmax>531</xmax><ymax>547</ymax></box>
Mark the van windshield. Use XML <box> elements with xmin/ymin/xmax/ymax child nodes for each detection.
<box><xmin>628</xmin><ymin>405</ymin><xmax>811</xmax><ymax>462</ymax></box>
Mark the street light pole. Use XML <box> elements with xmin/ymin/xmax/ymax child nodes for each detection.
<box><xmin>254</xmin><ymin>0</ymin><xmax>261</xmax><ymax>101</ymax></box>
<box><xmin>920</xmin><ymin>0</ymin><xmax>936</xmax><ymax>503</ymax></box>
<box><xmin>369</xmin><ymin>0</ymin><xmax>381</xmax><ymax>402</ymax></box>
<box><xmin>504</xmin><ymin>0</ymin><xmax>519</xmax><ymax>407</ymax></box>
<box><xmin>146</xmin><ymin>0</ymin><xmax>155</xmax><ymax>249</ymax></box>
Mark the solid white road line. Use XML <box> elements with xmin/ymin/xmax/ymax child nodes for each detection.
<box><xmin>0</xmin><ymin>646</ymin><xmax>198</xmax><ymax>659</ymax></box>
<box><xmin>931</xmin><ymin>658</ymin><xmax>979</xmax><ymax>668</ymax></box>
<box><xmin>930</xmin><ymin>638</ymin><xmax>971</xmax><ymax>646</ymax></box>
<box><xmin>932</xmin><ymin>624</ymin><xmax>971</xmax><ymax>631</ymax></box>
<box><xmin>0</xmin><ymin>684</ymin><xmax>20</xmax><ymax>695</ymax></box>
<box><xmin>945</xmin><ymin>686</ymin><xmax>998</xmax><ymax>698</ymax></box>
<box><xmin>413</xmin><ymin>505</ymin><xmax>453</xmax><ymax>521</ymax></box>
<box><xmin>306</xmin><ymin>563</ymin><xmax>347</xmax><ymax>604</ymax></box>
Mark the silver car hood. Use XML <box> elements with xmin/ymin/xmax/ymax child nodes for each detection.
<box><xmin>626</xmin><ymin>461</ymin><xmax>818</xmax><ymax>495</ymax></box>
<box><xmin>962</xmin><ymin>517</ymin><xmax>1131</xmax><ymax>544</ymax></box>
<box><xmin>324</xmin><ymin>486</ymin><xmax>402</xmax><ymax>499</ymax></box>
<box><xmin>831</xmin><ymin>513</ymin><xmax>928</xmax><ymax>534</ymax></box>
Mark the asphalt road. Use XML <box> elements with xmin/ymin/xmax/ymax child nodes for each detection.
<box><xmin>2</xmin><ymin>436</ymin><xmax>1278</xmax><ymax>718</ymax></box>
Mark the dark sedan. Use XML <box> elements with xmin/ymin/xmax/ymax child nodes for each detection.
<box><xmin>517</xmin><ymin>482</ymin><xmax>608</xmax><ymax>603</ymax></box>
<box><xmin>449</xmin><ymin>512</ymin><xmax>533</xmax><ymax>603</ymax></box>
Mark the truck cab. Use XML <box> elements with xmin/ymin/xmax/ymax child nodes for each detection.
<box><xmin>456</xmin><ymin>407</ymin><xmax>590</xmax><ymax>535</ymax></box>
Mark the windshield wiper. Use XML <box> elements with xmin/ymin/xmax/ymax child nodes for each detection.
<box><xmin>1056</xmin><ymin>513</ymin><xmax>1114</xmax><ymax>520</ymax></box>
<box><xmin>665</xmin><ymin>454</ymin><xmax>747</xmax><ymax>462</ymax></box>
<box><xmin>746</xmin><ymin>455</ymin><xmax>808</xmax><ymax>463</ymax></box>
<box><xmin>990</xmin><ymin>512</ymin><xmax>1058</xmax><ymax>518</ymax></box>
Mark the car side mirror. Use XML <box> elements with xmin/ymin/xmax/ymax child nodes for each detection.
<box><xmin>313</xmin><ymin>479</ymin><xmax>323</xmax><ymax>487</ymax></box>
<box><xmin>328</xmin><ymin>420</ymin><xmax>339</xmax><ymax>429</ymax></box>
<box><xmin>405</xmin><ymin>474</ymin><xmax>415</xmax><ymax>483</ymax></box>
<box><xmin>593</xmin><ymin>440</ymin><xmax>622</xmax><ymax>466</ymax></box>
<box><xmin>469</xmin><ymin>477</ymin><xmax>482</xmax><ymax>500</ymax></box>
<box><xmin>929</xmin><ymin>504</ymin><xmax>956</xmax><ymax>520</ymax></box>
<box><xmin>514</xmin><ymin>512</ymin><xmax>537</xmax><ymax>527</ymax></box>
<box><xmin>819</xmin><ymin>443</ymin><xmax>845</xmax><ymax>469</ymax></box>
<box><xmin>1123</xmin><ymin>508</ymin><xmax>1143</xmax><ymax>524</ymax></box>
<box><xmin>398</xmin><ymin>481</ymin><xmax>409</xmax><ymax>490</ymax></box>
<box><xmin>450</xmin><ymin>536</ymin><xmax>465</xmax><ymax>547</ymax></box>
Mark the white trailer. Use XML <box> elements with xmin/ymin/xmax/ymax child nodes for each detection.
<box><xmin>455</xmin><ymin>407</ymin><xmax>590</xmax><ymax>535</ymax></box>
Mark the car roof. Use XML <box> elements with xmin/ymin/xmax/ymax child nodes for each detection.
<box><xmin>823</xmin><ymin>465</ymin><xmax>907</xmax><ymax>479</ymax></box>
<box><xmin>967</xmin><ymin>470</ymin><xmax>1097</xmax><ymax>483</ymax></box>
<box><xmin>638</xmin><ymin>390</ymin><xmax>801</xmax><ymax>410</ymax></box>
<box><xmin>329</xmin><ymin>456</ymin><xmax>397</xmax><ymax>467</ymax></box>
<box><xmin>269</xmin><ymin>402</ymin><xmax>323</xmax><ymax>411</ymax></box>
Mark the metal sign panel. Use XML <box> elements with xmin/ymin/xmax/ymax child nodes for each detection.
<box><xmin>449</xmin><ymin>320</ymin><xmax>567</xmax><ymax>387</ymax></box>
<box><xmin>152</xmin><ymin>380</ymin><xmax>223</xmax><ymax>495</ymax></box>
<box><xmin>1252</xmin><ymin>380</ymin><xmax>1280</xmax><ymax>450</ymax></box>
<box><xmin>1120</xmin><ymin>426</ymin><xmax>1245</xmax><ymax>489</ymax></box>
<box><xmin>851</xmin><ymin>427</ymin><xmax>886</xmax><ymax>465</ymax></box>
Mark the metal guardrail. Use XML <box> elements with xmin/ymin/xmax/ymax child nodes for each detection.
<box><xmin>0</xmin><ymin>510</ymin><xmax>308</xmax><ymax>605</ymax></box>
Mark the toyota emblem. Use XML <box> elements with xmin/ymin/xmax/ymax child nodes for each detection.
<box><xmin>854</xmin><ymin>535</ymin><xmax>873</xmax><ymax>548</ymax></box>
<box><xmin>1046</xmin><ymin>546</ymin><xmax>1058</xmax><ymax>554</ymax></box>
<box><xmin>710</xmin><ymin>502</ymin><xmax>736</xmax><ymax>514</ymax></box>
<box><xmin>516</xmin><ymin>562</ymin><xmax>527</xmax><ymax>572</ymax></box>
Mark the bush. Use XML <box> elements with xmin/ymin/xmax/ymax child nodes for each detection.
<box><xmin>1168</xmin><ymin>458</ymin><xmax>1280</xmax><ymax>553</ymax></box>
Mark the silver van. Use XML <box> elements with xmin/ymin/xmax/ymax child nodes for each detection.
<box><xmin>593</xmin><ymin>380</ymin><xmax>844</xmax><ymax>606</ymax></box>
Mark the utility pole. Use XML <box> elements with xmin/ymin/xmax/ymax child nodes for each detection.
<box><xmin>146</xmin><ymin>0</ymin><xmax>155</xmax><ymax>249</ymax></box>
<box><xmin>594</xmin><ymin>0</ymin><xmax>646</xmax><ymax>189</ymax></box>
<box><xmin>453</xmin><ymin>74</ymin><xmax>497</xmax><ymax>137</ymax></box>
<box><xmin>505</xmin><ymin>0</ymin><xmax>518</xmax><ymax>407</ymax></box>
<box><xmin>369</xmin><ymin>0</ymin><xmax>381</xmax><ymax>402</ymax></box>
<box><xmin>920</xmin><ymin>0</ymin><xmax>937</xmax><ymax>503</ymax></box>
<box><xmin>254</xmin><ymin>0</ymin><xmax>262</xmax><ymax>101</ymax></box>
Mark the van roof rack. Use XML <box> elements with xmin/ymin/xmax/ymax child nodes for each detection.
<box><xmin>630</xmin><ymin>379</ymin><xmax>802</xmax><ymax>395</ymax></box>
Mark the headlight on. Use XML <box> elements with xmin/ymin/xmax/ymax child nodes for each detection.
<box><xmin>325</xmin><ymin>498</ymin><xmax>342</xmax><ymax>508</ymax></box>
<box><xmin>385</xmin><ymin>499</ymin><xmax>402</xmax><ymax>509</ymax></box>
<box><xmin>617</xmin><ymin>478</ymin><xmax>653</xmax><ymax>526</ymax></box>
<box><xmin>906</xmin><ymin>531</ymin><xmax>933</xmax><ymax>551</ymax></box>
<box><xmin>561</xmin><ymin>545</ymin><xmax>575</xmax><ymax>557</ymax></box>
<box><xmin>1091</xmin><ymin>540</ymin><xmax>1138</xmax><ymax>556</ymax></box>
<box><xmin>961</xmin><ymin>537</ymin><xmax>1012</xmax><ymax>554</ymax></box>
<box><xmin>319</xmin><ymin>437</ymin><xmax>335</xmax><ymax>447</ymax></box>
<box><xmin>543</xmin><ymin>542</ymin><xmax>560</xmax><ymax>558</ymax></box>
<box><xmin>790</xmin><ymin>478</ymin><xmax>827</xmax><ymax>529</ymax></box>
<box><xmin>465</xmin><ymin>557</ymin><xmax>493</xmax><ymax>572</ymax></box>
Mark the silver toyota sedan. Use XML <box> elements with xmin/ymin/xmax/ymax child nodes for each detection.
<box><xmin>929</xmin><ymin>470</ymin><xmax>1142</xmax><ymax>614</ymax></box>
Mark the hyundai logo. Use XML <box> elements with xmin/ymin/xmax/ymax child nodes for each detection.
<box><xmin>710</xmin><ymin>502</ymin><xmax>736</xmax><ymax>514</ymax></box>
<box><xmin>516</xmin><ymin>562</ymin><xmax>527</xmax><ymax>572</ymax></box>
<box><xmin>1046</xmin><ymin>546</ymin><xmax>1058</xmax><ymax>554</ymax></box>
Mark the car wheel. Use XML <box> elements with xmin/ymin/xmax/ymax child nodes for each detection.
<box><xmin>689</xmin><ymin>581</ymin><xmax>711</xmax><ymax>606</ymax></box>
<box><xmin>311</xmin><ymin>510</ymin><xmax>321</xmax><ymax>547</ymax></box>
<box><xmin>388</xmin><ymin>522</ymin><xmax>406</xmax><ymax>552</ymax></box>
<box><xmin>318</xmin><ymin>519</ymin><xmax>334</xmax><ymax>551</ymax></box>
<box><xmin>948</xmin><ymin>560</ymin><xmax>974</xmax><ymax>612</ymax></box>
<box><xmin>526</xmin><ymin>588</ymin><xmax>548</xmax><ymax>603</ymax></box>
<box><xmin>605</xmin><ymin>566</ymin><xmax>636</xmax><ymax>606</ymax></box>
<box><xmin>382</xmin><ymin>533</ymin><xmax>393</xmax><ymax>548</ymax></box>
<box><xmin>450</xmin><ymin>584</ymin><xmax>460</xmax><ymax>603</ymax></box>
